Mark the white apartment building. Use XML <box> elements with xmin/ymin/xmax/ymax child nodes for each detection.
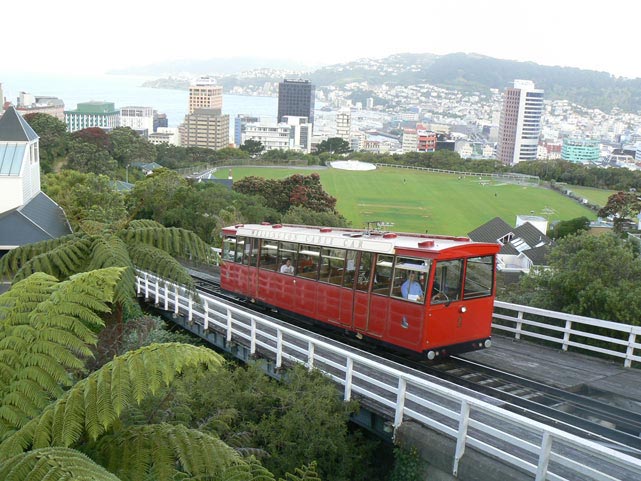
<box><xmin>120</xmin><ymin>106</ymin><xmax>154</xmax><ymax>136</ymax></box>
<box><xmin>335</xmin><ymin>109</ymin><xmax>351</xmax><ymax>141</ymax></box>
<box><xmin>497</xmin><ymin>80</ymin><xmax>544</xmax><ymax>165</ymax></box>
<box><xmin>148</xmin><ymin>127</ymin><xmax>180</xmax><ymax>146</ymax></box>
<box><xmin>242</xmin><ymin>123</ymin><xmax>292</xmax><ymax>151</ymax></box>
<box><xmin>283</xmin><ymin>116</ymin><xmax>312</xmax><ymax>153</ymax></box>
<box><xmin>401</xmin><ymin>129</ymin><xmax>418</xmax><ymax>153</ymax></box>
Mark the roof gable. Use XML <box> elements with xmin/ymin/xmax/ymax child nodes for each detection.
<box><xmin>512</xmin><ymin>222</ymin><xmax>553</xmax><ymax>248</ymax></box>
<box><xmin>468</xmin><ymin>217</ymin><xmax>513</xmax><ymax>243</ymax></box>
<box><xmin>0</xmin><ymin>107</ymin><xmax>39</xmax><ymax>142</ymax></box>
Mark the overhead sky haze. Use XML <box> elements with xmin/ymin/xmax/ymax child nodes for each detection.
<box><xmin>5</xmin><ymin>0</ymin><xmax>640</xmax><ymax>78</ymax></box>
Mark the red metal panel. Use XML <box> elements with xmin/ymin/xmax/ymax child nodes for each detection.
<box><xmin>426</xmin><ymin>296</ymin><xmax>493</xmax><ymax>349</ymax></box>
<box><xmin>337</xmin><ymin>288</ymin><xmax>355</xmax><ymax>328</ymax></box>
<box><xmin>386</xmin><ymin>298</ymin><xmax>426</xmax><ymax>352</ymax></box>
<box><xmin>366</xmin><ymin>295</ymin><xmax>388</xmax><ymax>338</ymax></box>
<box><xmin>352</xmin><ymin>291</ymin><xmax>369</xmax><ymax>332</ymax></box>
<box><xmin>293</xmin><ymin>277</ymin><xmax>316</xmax><ymax>319</ymax></box>
<box><xmin>316</xmin><ymin>282</ymin><xmax>342</xmax><ymax>326</ymax></box>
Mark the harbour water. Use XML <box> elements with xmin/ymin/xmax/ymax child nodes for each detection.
<box><xmin>1</xmin><ymin>72</ymin><xmax>279</xmax><ymax>135</ymax></box>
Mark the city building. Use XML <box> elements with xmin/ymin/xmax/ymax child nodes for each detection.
<box><xmin>277</xmin><ymin>79</ymin><xmax>315</xmax><ymax>125</ymax></box>
<box><xmin>283</xmin><ymin>115</ymin><xmax>312</xmax><ymax>153</ymax></box>
<box><xmin>497</xmin><ymin>80</ymin><xmax>544</xmax><ymax>165</ymax></box>
<box><xmin>180</xmin><ymin>108</ymin><xmax>230</xmax><ymax>150</ymax></box>
<box><xmin>561</xmin><ymin>138</ymin><xmax>600</xmax><ymax>163</ymax></box>
<box><xmin>417</xmin><ymin>126</ymin><xmax>437</xmax><ymax>152</ymax></box>
<box><xmin>0</xmin><ymin>107</ymin><xmax>71</xmax><ymax>258</ymax></box>
<box><xmin>335</xmin><ymin>109</ymin><xmax>351</xmax><ymax>141</ymax></box>
<box><xmin>147</xmin><ymin>127</ymin><xmax>180</xmax><ymax>146</ymax></box>
<box><xmin>120</xmin><ymin>106</ymin><xmax>154</xmax><ymax>137</ymax></box>
<box><xmin>16</xmin><ymin>93</ymin><xmax>65</xmax><ymax>121</ymax></box>
<box><xmin>401</xmin><ymin>129</ymin><xmax>418</xmax><ymax>153</ymax></box>
<box><xmin>234</xmin><ymin>114</ymin><xmax>260</xmax><ymax>147</ymax></box>
<box><xmin>64</xmin><ymin>101</ymin><xmax>120</xmax><ymax>133</ymax></box>
<box><xmin>189</xmin><ymin>76</ymin><xmax>222</xmax><ymax>114</ymax></box>
<box><xmin>153</xmin><ymin>112</ymin><xmax>168</xmax><ymax>132</ymax></box>
<box><xmin>242</xmin><ymin>122</ymin><xmax>292</xmax><ymax>151</ymax></box>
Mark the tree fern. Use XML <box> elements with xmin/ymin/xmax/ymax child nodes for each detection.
<box><xmin>221</xmin><ymin>457</ymin><xmax>276</xmax><ymax>481</ymax></box>
<box><xmin>10</xmin><ymin>235</ymin><xmax>93</xmax><ymax>283</ymax></box>
<box><xmin>121</xmin><ymin>225</ymin><xmax>212</xmax><ymax>263</ymax></box>
<box><xmin>128</xmin><ymin>243</ymin><xmax>196</xmax><ymax>291</ymax></box>
<box><xmin>86</xmin><ymin>235</ymin><xmax>136</xmax><ymax>307</ymax></box>
<box><xmin>89</xmin><ymin>423</ymin><xmax>243</xmax><ymax>481</ymax></box>
<box><xmin>0</xmin><ymin>343</ymin><xmax>225</xmax><ymax>459</ymax></box>
<box><xmin>0</xmin><ymin>233</ymin><xmax>80</xmax><ymax>280</ymax></box>
<box><xmin>0</xmin><ymin>268</ymin><xmax>124</xmax><ymax>441</ymax></box>
<box><xmin>279</xmin><ymin>462</ymin><xmax>322</xmax><ymax>481</ymax></box>
<box><xmin>0</xmin><ymin>447</ymin><xmax>122</xmax><ymax>481</ymax></box>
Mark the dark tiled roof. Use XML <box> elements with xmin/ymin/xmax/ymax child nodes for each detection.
<box><xmin>512</xmin><ymin>222</ymin><xmax>552</xmax><ymax>248</ymax></box>
<box><xmin>0</xmin><ymin>107</ymin><xmax>39</xmax><ymax>142</ymax></box>
<box><xmin>0</xmin><ymin>192</ymin><xmax>71</xmax><ymax>247</ymax></box>
<box><xmin>499</xmin><ymin>244</ymin><xmax>520</xmax><ymax>255</ymax></box>
<box><xmin>522</xmin><ymin>245</ymin><xmax>551</xmax><ymax>265</ymax></box>
<box><xmin>468</xmin><ymin>217</ymin><xmax>512</xmax><ymax>243</ymax></box>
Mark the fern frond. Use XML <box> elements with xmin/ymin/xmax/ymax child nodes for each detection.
<box><xmin>0</xmin><ymin>447</ymin><xmax>121</xmax><ymax>481</ymax></box>
<box><xmin>10</xmin><ymin>235</ymin><xmax>92</xmax><ymax>283</ymax></box>
<box><xmin>91</xmin><ymin>423</ymin><xmax>242</xmax><ymax>481</ymax></box>
<box><xmin>0</xmin><ymin>268</ymin><xmax>124</xmax><ymax>441</ymax></box>
<box><xmin>128</xmin><ymin>243</ymin><xmax>196</xmax><ymax>291</ymax></box>
<box><xmin>121</xmin><ymin>225</ymin><xmax>212</xmax><ymax>262</ymax></box>
<box><xmin>127</xmin><ymin>219</ymin><xmax>165</xmax><ymax>229</ymax></box>
<box><xmin>0</xmin><ymin>234</ymin><xmax>82</xmax><ymax>280</ymax></box>
<box><xmin>222</xmin><ymin>457</ymin><xmax>276</xmax><ymax>481</ymax></box>
<box><xmin>86</xmin><ymin>235</ymin><xmax>136</xmax><ymax>306</ymax></box>
<box><xmin>0</xmin><ymin>343</ymin><xmax>225</xmax><ymax>459</ymax></box>
<box><xmin>279</xmin><ymin>462</ymin><xmax>322</xmax><ymax>481</ymax></box>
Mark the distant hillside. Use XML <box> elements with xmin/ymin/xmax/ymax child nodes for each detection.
<box><xmin>126</xmin><ymin>52</ymin><xmax>641</xmax><ymax>113</ymax></box>
<box><xmin>310</xmin><ymin>53</ymin><xmax>641</xmax><ymax>113</ymax></box>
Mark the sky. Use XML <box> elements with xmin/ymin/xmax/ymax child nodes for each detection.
<box><xmin>4</xmin><ymin>0</ymin><xmax>641</xmax><ymax>78</ymax></box>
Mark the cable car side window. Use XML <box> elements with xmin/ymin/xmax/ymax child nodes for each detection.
<box><xmin>431</xmin><ymin>259</ymin><xmax>463</xmax><ymax>304</ymax></box>
<box><xmin>320</xmin><ymin>248</ymin><xmax>346</xmax><ymax>285</ymax></box>
<box><xmin>343</xmin><ymin>250</ymin><xmax>358</xmax><ymax>288</ymax></box>
<box><xmin>463</xmin><ymin>255</ymin><xmax>494</xmax><ymax>299</ymax></box>
<box><xmin>248</xmin><ymin>238</ymin><xmax>260</xmax><ymax>267</ymax></box>
<box><xmin>260</xmin><ymin>240</ymin><xmax>278</xmax><ymax>271</ymax></box>
<box><xmin>298</xmin><ymin>244</ymin><xmax>320</xmax><ymax>280</ymax></box>
<box><xmin>391</xmin><ymin>257</ymin><xmax>430</xmax><ymax>303</ymax></box>
<box><xmin>278</xmin><ymin>242</ymin><xmax>298</xmax><ymax>274</ymax></box>
<box><xmin>222</xmin><ymin>236</ymin><xmax>236</xmax><ymax>262</ymax></box>
<box><xmin>235</xmin><ymin>237</ymin><xmax>246</xmax><ymax>263</ymax></box>
<box><xmin>355</xmin><ymin>252</ymin><xmax>372</xmax><ymax>291</ymax></box>
<box><xmin>373</xmin><ymin>254</ymin><xmax>394</xmax><ymax>296</ymax></box>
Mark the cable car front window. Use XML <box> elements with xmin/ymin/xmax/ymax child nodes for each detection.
<box><xmin>431</xmin><ymin>259</ymin><xmax>463</xmax><ymax>304</ymax></box>
<box><xmin>222</xmin><ymin>236</ymin><xmax>236</xmax><ymax>262</ymax></box>
<box><xmin>464</xmin><ymin>255</ymin><xmax>494</xmax><ymax>299</ymax></box>
<box><xmin>391</xmin><ymin>258</ymin><xmax>430</xmax><ymax>303</ymax></box>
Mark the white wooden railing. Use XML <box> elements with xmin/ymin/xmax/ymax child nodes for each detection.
<box><xmin>493</xmin><ymin>301</ymin><xmax>641</xmax><ymax>368</ymax></box>
<box><xmin>137</xmin><ymin>271</ymin><xmax>641</xmax><ymax>481</ymax></box>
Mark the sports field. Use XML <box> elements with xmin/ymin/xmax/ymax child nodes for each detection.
<box><xmin>218</xmin><ymin>166</ymin><xmax>598</xmax><ymax>235</ymax></box>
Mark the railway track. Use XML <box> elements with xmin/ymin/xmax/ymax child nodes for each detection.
<box><xmin>189</xmin><ymin>270</ymin><xmax>641</xmax><ymax>457</ymax></box>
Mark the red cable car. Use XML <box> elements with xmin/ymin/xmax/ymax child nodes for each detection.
<box><xmin>220</xmin><ymin>224</ymin><xmax>500</xmax><ymax>360</ymax></box>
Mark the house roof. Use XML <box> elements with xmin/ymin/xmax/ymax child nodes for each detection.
<box><xmin>512</xmin><ymin>222</ymin><xmax>553</xmax><ymax>248</ymax></box>
<box><xmin>0</xmin><ymin>192</ymin><xmax>72</xmax><ymax>247</ymax></box>
<box><xmin>521</xmin><ymin>245</ymin><xmax>551</xmax><ymax>265</ymax></box>
<box><xmin>0</xmin><ymin>107</ymin><xmax>39</xmax><ymax>142</ymax></box>
<box><xmin>468</xmin><ymin>217</ymin><xmax>512</xmax><ymax>243</ymax></box>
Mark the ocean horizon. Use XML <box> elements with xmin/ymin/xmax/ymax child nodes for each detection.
<box><xmin>1</xmin><ymin>72</ymin><xmax>279</xmax><ymax>138</ymax></box>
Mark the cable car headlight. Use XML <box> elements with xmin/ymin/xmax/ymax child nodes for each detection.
<box><xmin>459</xmin><ymin>306</ymin><xmax>467</xmax><ymax>313</ymax></box>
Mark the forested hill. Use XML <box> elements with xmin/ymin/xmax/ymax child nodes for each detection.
<box><xmin>310</xmin><ymin>52</ymin><xmax>641</xmax><ymax>113</ymax></box>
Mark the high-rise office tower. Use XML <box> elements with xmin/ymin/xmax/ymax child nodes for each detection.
<box><xmin>497</xmin><ymin>80</ymin><xmax>544</xmax><ymax>165</ymax></box>
<box><xmin>189</xmin><ymin>76</ymin><xmax>223</xmax><ymax>114</ymax></box>
<box><xmin>277</xmin><ymin>79</ymin><xmax>315</xmax><ymax>125</ymax></box>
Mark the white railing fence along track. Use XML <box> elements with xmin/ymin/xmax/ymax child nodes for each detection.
<box><xmin>137</xmin><ymin>271</ymin><xmax>641</xmax><ymax>481</ymax></box>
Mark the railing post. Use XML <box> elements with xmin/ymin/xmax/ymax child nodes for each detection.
<box><xmin>155</xmin><ymin>279</ymin><xmax>159</xmax><ymax>305</ymax></box>
<box><xmin>174</xmin><ymin>286</ymin><xmax>179</xmax><ymax>316</ymax></box>
<box><xmin>188</xmin><ymin>298</ymin><xmax>193</xmax><ymax>322</ymax></box>
<box><xmin>535</xmin><ymin>431</ymin><xmax>552</xmax><ymax>481</ymax></box>
<box><xmin>276</xmin><ymin>329</ymin><xmax>282</xmax><ymax>369</ymax></box>
<box><xmin>163</xmin><ymin>283</ymin><xmax>168</xmax><ymax>311</ymax></box>
<box><xmin>562</xmin><ymin>319</ymin><xmax>572</xmax><ymax>351</ymax></box>
<box><xmin>307</xmin><ymin>341</ymin><xmax>315</xmax><ymax>371</ymax></box>
<box><xmin>625</xmin><ymin>332</ymin><xmax>636</xmax><ymax>368</ymax></box>
<box><xmin>250</xmin><ymin>318</ymin><xmax>256</xmax><ymax>355</ymax></box>
<box><xmin>394</xmin><ymin>378</ymin><xmax>407</xmax><ymax>428</ymax></box>
<box><xmin>515</xmin><ymin>311</ymin><xmax>524</xmax><ymax>340</ymax></box>
<box><xmin>144</xmin><ymin>275</ymin><xmax>149</xmax><ymax>300</ymax></box>
<box><xmin>344</xmin><ymin>357</ymin><xmax>354</xmax><ymax>401</ymax></box>
<box><xmin>226</xmin><ymin>310</ymin><xmax>233</xmax><ymax>343</ymax></box>
<box><xmin>453</xmin><ymin>400</ymin><xmax>470</xmax><ymax>477</ymax></box>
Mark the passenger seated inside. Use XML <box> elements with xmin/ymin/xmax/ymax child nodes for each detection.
<box><xmin>431</xmin><ymin>280</ymin><xmax>448</xmax><ymax>303</ymax></box>
<box><xmin>280</xmin><ymin>258</ymin><xmax>294</xmax><ymax>275</ymax></box>
<box><xmin>401</xmin><ymin>271</ymin><xmax>423</xmax><ymax>302</ymax></box>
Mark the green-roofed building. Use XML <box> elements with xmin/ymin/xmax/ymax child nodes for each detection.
<box><xmin>64</xmin><ymin>101</ymin><xmax>120</xmax><ymax>132</ymax></box>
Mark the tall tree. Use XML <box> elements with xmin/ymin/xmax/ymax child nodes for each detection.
<box><xmin>108</xmin><ymin>127</ymin><xmax>156</xmax><ymax>167</ymax></box>
<box><xmin>23</xmin><ymin>112</ymin><xmax>68</xmax><ymax>169</ymax></box>
<box><xmin>240</xmin><ymin>139</ymin><xmax>265</xmax><ymax>156</ymax></box>
<box><xmin>598</xmin><ymin>191</ymin><xmax>641</xmax><ymax>231</ymax></box>
<box><xmin>316</xmin><ymin>137</ymin><xmax>350</xmax><ymax>155</ymax></box>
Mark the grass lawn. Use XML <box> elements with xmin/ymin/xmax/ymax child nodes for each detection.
<box><xmin>219</xmin><ymin>166</ymin><xmax>597</xmax><ymax>236</ymax></box>
<box><xmin>563</xmin><ymin>185</ymin><xmax>617</xmax><ymax>207</ymax></box>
